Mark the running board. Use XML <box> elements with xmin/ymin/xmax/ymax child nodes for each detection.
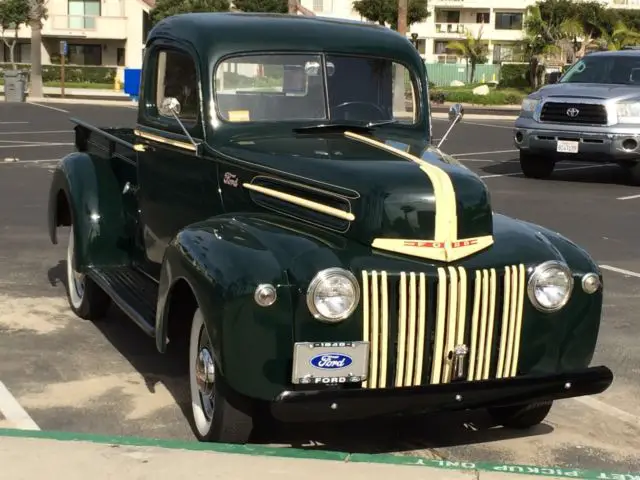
<box><xmin>88</xmin><ymin>266</ymin><xmax>158</xmax><ymax>338</ymax></box>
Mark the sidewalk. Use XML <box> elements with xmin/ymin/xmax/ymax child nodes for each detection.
<box><xmin>0</xmin><ymin>85</ymin><xmax>132</xmax><ymax>102</ymax></box>
<box><xmin>0</xmin><ymin>428</ymin><xmax>635</xmax><ymax>480</ymax></box>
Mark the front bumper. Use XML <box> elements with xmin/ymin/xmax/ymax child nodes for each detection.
<box><xmin>270</xmin><ymin>366</ymin><xmax>613</xmax><ymax>422</ymax></box>
<box><xmin>513</xmin><ymin>117</ymin><xmax>640</xmax><ymax>162</ymax></box>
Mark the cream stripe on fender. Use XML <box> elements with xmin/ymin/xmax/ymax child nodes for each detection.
<box><xmin>344</xmin><ymin>131</ymin><xmax>494</xmax><ymax>262</ymax></box>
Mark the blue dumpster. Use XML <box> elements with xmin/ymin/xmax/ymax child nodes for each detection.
<box><xmin>124</xmin><ymin>68</ymin><xmax>141</xmax><ymax>101</ymax></box>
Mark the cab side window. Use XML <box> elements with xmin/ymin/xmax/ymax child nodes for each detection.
<box><xmin>151</xmin><ymin>48</ymin><xmax>199</xmax><ymax>125</ymax></box>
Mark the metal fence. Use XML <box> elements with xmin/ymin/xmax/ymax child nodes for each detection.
<box><xmin>425</xmin><ymin>63</ymin><xmax>502</xmax><ymax>87</ymax></box>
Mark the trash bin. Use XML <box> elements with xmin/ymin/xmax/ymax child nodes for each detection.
<box><xmin>3</xmin><ymin>70</ymin><xmax>27</xmax><ymax>102</ymax></box>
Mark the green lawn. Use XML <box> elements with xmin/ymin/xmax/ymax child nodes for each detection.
<box><xmin>431</xmin><ymin>84</ymin><xmax>532</xmax><ymax>106</ymax></box>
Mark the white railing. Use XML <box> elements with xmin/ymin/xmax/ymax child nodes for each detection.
<box><xmin>45</xmin><ymin>15</ymin><xmax>127</xmax><ymax>38</ymax></box>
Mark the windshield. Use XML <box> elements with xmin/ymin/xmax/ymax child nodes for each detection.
<box><xmin>560</xmin><ymin>54</ymin><xmax>640</xmax><ymax>85</ymax></box>
<box><xmin>213</xmin><ymin>53</ymin><xmax>419</xmax><ymax>125</ymax></box>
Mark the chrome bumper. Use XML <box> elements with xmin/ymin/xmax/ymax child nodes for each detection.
<box><xmin>513</xmin><ymin>117</ymin><xmax>640</xmax><ymax>162</ymax></box>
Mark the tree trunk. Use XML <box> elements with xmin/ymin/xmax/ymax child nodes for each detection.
<box><xmin>29</xmin><ymin>18</ymin><xmax>43</xmax><ymax>98</ymax></box>
<box><xmin>470</xmin><ymin>62</ymin><xmax>476</xmax><ymax>84</ymax></box>
<box><xmin>9</xmin><ymin>41</ymin><xmax>16</xmax><ymax>69</ymax></box>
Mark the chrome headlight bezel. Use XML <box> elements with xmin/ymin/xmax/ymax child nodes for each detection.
<box><xmin>306</xmin><ymin>267</ymin><xmax>360</xmax><ymax>323</ymax></box>
<box><xmin>527</xmin><ymin>261</ymin><xmax>574</xmax><ymax>313</ymax></box>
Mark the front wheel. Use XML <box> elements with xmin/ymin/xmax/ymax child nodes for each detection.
<box><xmin>618</xmin><ymin>160</ymin><xmax>640</xmax><ymax>186</ymax></box>
<box><xmin>488</xmin><ymin>401</ymin><xmax>553</xmax><ymax>429</ymax></box>
<box><xmin>65</xmin><ymin>225</ymin><xmax>111</xmax><ymax>320</ymax></box>
<box><xmin>189</xmin><ymin>308</ymin><xmax>254</xmax><ymax>443</ymax></box>
<box><xmin>519</xmin><ymin>151</ymin><xmax>555</xmax><ymax>179</ymax></box>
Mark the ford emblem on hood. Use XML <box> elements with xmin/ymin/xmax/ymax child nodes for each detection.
<box><xmin>310</xmin><ymin>353</ymin><xmax>353</xmax><ymax>369</ymax></box>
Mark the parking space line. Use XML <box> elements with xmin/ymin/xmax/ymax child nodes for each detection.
<box><xmin>452</xmin><ymin>149</ymin><xmax>518</xmax><ymax>157</ymax></box>
<box><xmin>0</xmin><ymin>382</ymin><xmax>39</xmax><ymax>431</ymax></box>
<box><xmin>616</xmin><ymin>193</ymin><xmax>640</xmax><ymax>200</ymax></box>
<box><xmin>600</xmin><ymin>264</ymin><xmax>640</xmax><ymax>279</ymax></box>
<box><xmin>573</xmin><ymin>396</ymin><xmax>640</xmax><ymax>428</ymax></box>
<box><xmin>0</xmin><ymin>143</ymin><xmax>72</xmax><ymax>149</ymax></box>
<box><xmin>0</xmin><ymin>130</ymin><xmax>68</xmax><ymax>136</ymax></box>
<box><xmin>0</xmin><ymin>122</ymin><xmax>28</xmax><ymax>125</ymax></box>
<box><xmin>480</xmin><ymin>164</ymin><xmax>614</xmax><ymax>179</ymax></box>
<box><xmin>29</xmin><ymin>102</ymin><xmax>69</xmax><ymax>114</ymax></box>
<box><xmin>459</xmin><ymin>158</ymin><xmax>517</xmax><ymax>163</ymax></box>
<box><xmin>0</xmin><ymin>159</ymin><xmax>60</xmax><ymax>166</ymax></box>
<box><xmin>464</xmin><ymin>121</ymin><xmax>516</xmax><ymax>130</ymax></box>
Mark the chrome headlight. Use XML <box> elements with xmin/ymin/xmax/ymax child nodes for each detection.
<box><xmin>521</xmin><ymin>97</ymin><xmax>539</xmax><ymax>113</ymax></box>
<box><xmin>527</xmin><ymin>261</ymin><xmax>573</xmax><ymax>313</ymax></box>
<box><xmin>616</xmin><ymin>101</ymin><xmax>640</xmax><ymax>124</ymax></box>
<box><xmin>306</xmin><ymin>268</ymin><xmax>360</xmax><ymax>323</ymax></box>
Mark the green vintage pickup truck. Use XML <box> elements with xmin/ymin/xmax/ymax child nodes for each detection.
<box><xmin>48</xmin><ymin>12</ymin><xmax>613</xmax><ymax>444</ymax></box>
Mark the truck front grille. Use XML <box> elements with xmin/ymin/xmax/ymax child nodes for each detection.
<box><xmin>539</xmin><ymin>102</ymin><xmax>607</xmax><ymax>125</ymax></box>
<box><xmin>360</xmin><ymin>265</ymin><xmax>526</xmax><ymax>389</ymax></box>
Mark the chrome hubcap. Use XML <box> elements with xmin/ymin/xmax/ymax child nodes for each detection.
<box><xmin>195</xmin><ymin>347</ymin><xmax>215</xmax><ymax>397</ymax></box>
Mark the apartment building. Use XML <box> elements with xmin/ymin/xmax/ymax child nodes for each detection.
<box><xmin>0</xmin><ymin>0</ymin><xmax>153</xmax><ymax>68</ymax></box>
<box><xmin>300</xmin><ymin>0</ymin><xmax>639</xmax><ymax>65</ymax></box>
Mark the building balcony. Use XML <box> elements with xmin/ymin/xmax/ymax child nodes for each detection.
<box><xmin>608</xmin><ymin>0</ymin><xmax>640</xmax><ymax>7</ymax></box>
<box><xmin>42</xmin><ymin>15</ymin><xmax>128</xmax><ymax>40</ymax></box>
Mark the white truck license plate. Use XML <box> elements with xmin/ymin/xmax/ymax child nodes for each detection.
<box><xmin>556</xmin><ymin>140</ymin><xmax>579</xmax><ymax>153</ymax></box>
<box><xmin>291</xmin><ymin>341</ymin><xmax>369</xmax><ymax>385</ymax></box>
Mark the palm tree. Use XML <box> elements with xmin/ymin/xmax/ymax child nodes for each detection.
<box><xmin>446</xmin><ymin>25</ymin><xmax>488</xmax><ymax>84</ymax></box>
<box><xmin>598</xmin><ymin>21</ymin><xmax>640</xmax><ymax>50</ymax></box>
<box><xmin>27</xmin><ymin>0</ymin><xmax>47</xmax><ymax>99</ymax></box>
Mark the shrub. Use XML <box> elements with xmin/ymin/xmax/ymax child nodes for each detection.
<box><xmin>430</xmin><ymin>88</ymin><xmax>526</xmax><ymax>105</ymax></box>
<box><xmin>499</xmin><ymin>63</ymin><xmax>529</xmax><ymax>89</ymax></box>
<box><xmin>0</xmin><ymin>62</ymin><xmax>117</xmax><ymax>84</ymax></box>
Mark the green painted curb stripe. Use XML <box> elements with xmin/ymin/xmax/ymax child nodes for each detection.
<box><xmin>0</xmin><ymin>428</ymin><xmax>637</xmax><ymax>480</ymax></box>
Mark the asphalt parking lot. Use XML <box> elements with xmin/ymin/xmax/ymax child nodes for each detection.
<box><xmin>0</xmin><ymin>101</ymin><xmax>639</xmax><ymax>474</ymax></box>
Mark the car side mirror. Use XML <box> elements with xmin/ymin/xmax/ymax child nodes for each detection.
<box><xmin>436</xmin><ymin>103</ymin><xmax>464</xmax><ymax>149</ymax></box>
<box><xmin>159</xmin><ymin>97</ymin><xmax>181</xmax><ymax>117</ymax></box>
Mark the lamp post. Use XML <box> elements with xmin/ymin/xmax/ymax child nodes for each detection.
<box><xmin>411</xmin><ymin>32</ymin><xmax>419</xmax><ymax>50</ymax></box>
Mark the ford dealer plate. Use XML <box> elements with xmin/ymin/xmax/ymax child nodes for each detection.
<box><xmin>292</xmin><ymin>341</ymin><xmax>369</xmax><ymax>385</ymax></box>
<box><xmin>556</xmin><ymin>140</ymin><xmax>579</xmax><ymax>153</ymax></box>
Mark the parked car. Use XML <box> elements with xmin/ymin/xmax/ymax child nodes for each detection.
<box><xmin>48</xmin><ymin>12</ymin><xmax>613</xmax><ymax>444</ymax></box>
<box><xmin>514</xmin><ymin>49</ymin><xmax>640</xmax><ymax>183</ymax></box>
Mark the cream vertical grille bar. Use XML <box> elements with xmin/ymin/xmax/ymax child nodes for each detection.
<box><xmin>360</xmin><ymin>264</ymin><xmax>525</xmax><ymax>390</ymax></box>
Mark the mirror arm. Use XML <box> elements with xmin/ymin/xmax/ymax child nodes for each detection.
<box><xmin>436</xmin><ymin>112</ymin><xmax>461</xmax><ymax>149</ymax></box>
<box><xmin>170</xmin><ymin>110</ymin><xmax>199</xmax><ymax>150</ymax></box>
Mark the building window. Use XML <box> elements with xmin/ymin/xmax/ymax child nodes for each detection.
<box><xmin>435</xmin><ymin>10</ymin><xmax>460</xmax><ymax>23</ymax></box>
<box><xmin>68</xmin><ymin>0</ymin><xmax>101</xmax><ymax>29</ymax></box>
<box><xmin>494</xmin><ymin>12</ymin><xmax>523</xmax><ymax>30</ymax></box>
<box><xmin>68</xmin><ymin>44</ymin><xmax>102</xmax><ymax>65</ymax></box>
<box><xmin>313</xmin><ymin>0</ymin><xmax>324</xmax><ymax>12</ymax></box>
<box><xmin>476</xmin><ymin>12</ymin><xmax>489</xmax><ymax>24</ymax></box>
<box><xmin>433</xmin><ymin>41</ymin><xmax>458</xmax><ymax>55</ymax></box>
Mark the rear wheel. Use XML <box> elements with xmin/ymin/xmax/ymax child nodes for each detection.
<box><xmin>65</xmin><ymin>224</ymin><xmax>111</xmax><ymax>320</ymax></box>
<box><xmin>488</xmin><ymin>401</ymin><xmax>553</xmax><ymax>429</ymax></box>
<box><xmin>189</xmin><ymin>308</ymin><xmax>254</xmax><ymax>443</ymax></box>
<box><xmin>519</xmin><ymin>151</ymin><xmax>555</xmax><ymax>179</ymax></box>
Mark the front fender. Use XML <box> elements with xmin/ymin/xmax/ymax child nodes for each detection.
<box><xmin>48</xmin><ymin>152</ymin><xmax>130</xmax><ymax>271</ymax></box>
<box><xmin>156</xmin><ymin>214</ymin><xmax>343</xmax><ymax>400</ymax></box>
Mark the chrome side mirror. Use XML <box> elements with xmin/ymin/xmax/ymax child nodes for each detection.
<box><xmin>437</xmin><ymin>103</ymin><xmax>464</xmax><ymax>149</ymax></box>
<box><xmin>159</xmin><ymin>97</ymin><xmax>181</xmax><ymax>117</ymax></box>
<box><xmin>448</xmin><ymin>103</ymin><xmax>464</xmax><ymax>124</ymax></box>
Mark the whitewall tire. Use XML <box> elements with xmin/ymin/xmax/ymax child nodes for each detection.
<box><xmin>188</xmin><ymin>308</ymin><xmax>253</xmax><ymax>443</ymax></box>
<box><xmin>64</xmin><ymin>224</ymin><xmax>111</xmax><ymax>320</ymax></box>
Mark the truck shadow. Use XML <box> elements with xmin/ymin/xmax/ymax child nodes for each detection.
<box><xmin>47</xmin><ymin>260</ymin><xmax>554</xmax><ymax>455</ymax></box>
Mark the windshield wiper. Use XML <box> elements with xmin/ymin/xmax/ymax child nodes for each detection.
<box><xmin>293</xmin><ymin>120</ymin><xmax>397</xmax><ymax>133</ymax></box>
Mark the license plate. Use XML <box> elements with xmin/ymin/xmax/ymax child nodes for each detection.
<box><xmin>291</xmin><ymin>341</ymin><xmax>369</xmax><ymax>385</ymax></box>
<box><xmin>556</xmin><ymin>140</ymin><xmax>579</xmax><ymax>153</ymax></box>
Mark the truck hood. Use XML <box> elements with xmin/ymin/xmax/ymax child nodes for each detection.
<box><xmin>535</xmin><ymin>82</ymin><xmax>640</xmax><ymax>101</ymax></box>
<box><xmin>217</xmin><ymin>130</ymin><xmax>494</xmax><ymax>263</ymax></box>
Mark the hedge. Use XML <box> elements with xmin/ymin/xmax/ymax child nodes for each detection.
<box><xmin>0</xmin><ymin>63</ymin><xmax>117</xmax><ymax>84</ymax></box>
<box><xmin>429</xmin><ymin>88</ymin><xmax>526</xmax><ymax>105</ymax></box>
<box><xmin>499</xmin><ymin>63</ymin><xmax>530</xmax><ymax>89</ymax></box>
